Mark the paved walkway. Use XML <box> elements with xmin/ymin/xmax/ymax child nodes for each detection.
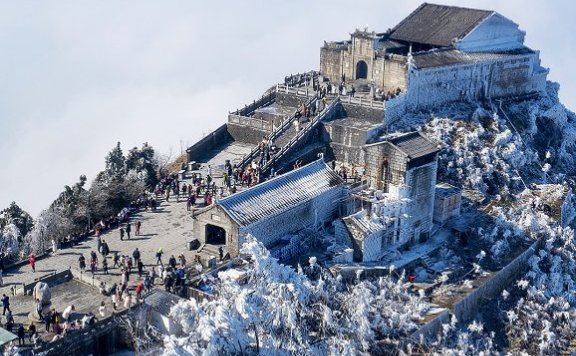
<box><xmin>0</xmin><ymin>196</ymin><xmax>206</xmax><ymax>296</ymax></box>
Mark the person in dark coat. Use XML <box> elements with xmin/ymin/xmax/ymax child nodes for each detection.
<box><xmin>78</xmin><ymin>254</ymin><xmax>86</xmax><ymax>272</ymax></box>
<box><xmin>17</xmin><ymin>324</ymin><xmax>25</xmax><ymax>345</ymax></box>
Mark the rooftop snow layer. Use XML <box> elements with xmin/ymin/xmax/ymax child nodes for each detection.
<box><xmin>385</xmin><ymin>131</ymin><xmax>441</xmax><ymax>159</ymax></box>
<box><xmin>390</xmin><ymin>3</ymin><xmax>493</xmax><ymax>47</ymax></box>
<box><xmin>412</xmin><ymin>48</ymin><xmax>533</xmax><ymax>68</ymax></box>
<box><xmin>218</xmin><ymin>160</ymin><xmax>344</xmax><ymax>226</ymax></box>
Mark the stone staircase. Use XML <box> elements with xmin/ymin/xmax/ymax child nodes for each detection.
<box><xmin>261</xmin><ymin>98</ymin><xmax>339</xmax><ymax>175</ymax></box>
<box><xmin>236</xmin><ymin>96</ymin><xmax>317</xmax><ymax>170</ymax></box>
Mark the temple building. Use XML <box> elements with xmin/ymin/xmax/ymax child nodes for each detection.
<box><xmin>191</xmin><ymin>160</ymin><xmax>344</xmax><ymax>260</ymax></box>
<box><xmin>320</xmin><ymin>3</ymin><xmax>549</xmax><ymax>117</ymax></box>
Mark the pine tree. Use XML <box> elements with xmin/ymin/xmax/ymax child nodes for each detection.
<box><xmin>0</xmin><ymin>201</ymin><xmax>34</xmax><ymax>237</ymax></box>
<box><xmin>126</xmin><ymin>142</ymin><xmax>159</xmax><ymax>188</ymax></box>
<box><xmin>105</xmin><ymin>142</ymin><xmax>126</xmax><ymax>180</ymax></box>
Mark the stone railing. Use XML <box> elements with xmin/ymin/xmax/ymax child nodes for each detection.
<box><xmin>228</xmin><ymin>114</ymin><xmax>274</xmax><ymax>132</ymax></box>
<box><xmin>277</xmin><ymin>84</ymin><xmax>385</xmax><ymax>109</ymax></box>
<box><xmin>261</xmin><ymin>98</ymin><xmax>339</xmax><ymax>174</ymax></box>
<box><xmin>230</xmin><ymin>85</ymin><xmax>277</xmax><ymax>117</ymax></box>
<box><xmin>236</xmin><ymin>95</ymin><xmax>318</xmax><ymax>170</ymax></box>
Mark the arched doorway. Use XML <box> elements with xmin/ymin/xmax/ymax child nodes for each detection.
<box><xmin>356</xmin><ymin>60</ymin><xmax>368</xmax><ymax>79</ymax></box>
<box><xmin>205</xmin><ymin>224</ymin><xmax>226</xmax><ymax>245</ymax></box>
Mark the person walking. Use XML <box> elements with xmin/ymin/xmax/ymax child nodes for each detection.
<box><xmin>100</xmin><ymin>240</ymin><xmax>110</xmax><ymax>258</ymax></box>
<box><xmin>135</xmin><ymin>221</ymin><xmax>141</xmax><ymax>236</ymax></box>
<box><xmin>168</xmin><ymin>255</ymin><xmax>176</xmax><ymax>270</ymax></box>
<box><xmin>120</xmin><ymin>227</ymin><xmax>125</xmax><ymax>241</ymax></box>
<box><xmin>27</xmin><ymin>323</ymin><xmax>36</xmax><ymax>343</ymax></box>
<box><xmin>132</xmin><ymin>248</ymin><xmax>140</xmax><ymax>266</ymax></box>
<box><xmin>98</xmin><ymin>301</ymin><xmax>106</xmax><ymax>318</ymax></box>
<box><xmin>4</xmin><ymin>310</ymin><xmax>14</xmax><ymax>332</ymax></box>
<box><xmin>62</xmin><ymin>305</ymin><xmax>75</xmax><ymax>322</ymax></box>
<box><xmin>125</xmin><ymin>223</ymin><xmax>132</xmax><ymax>239</ymax></box>
<box><xmin>135</xmin><ymin>281</ymin><xmax>144</xmax><ymax>301</ymax></box>
<box><xmin>52</xmin><ymin>239</ymin><xmax>58</xmax><ymax>254</ymax></box>
<box><xmin>17</xmin><ymin>324</ymin><xmax>25</xmax><ymax>346</ymax></box>
<box><xmin>78</xmin><ymin>254</ymin><xmax>86</xmax><ymax>272</ymax></box>
<box><xmin>178</xmin><ymin>254</ymin><xmax>186</xmax><ymax>268</ymax></box>
<box><xmin>137</xmin><ymin>260</ymin><xmax>144</xmax><ymax>277</ymax></box>
<box><xmin>36</xmin><ymin>300</ymin><xmax>44</xmax><ymax>320</ymax></box>
<box><xmin>218</xmin><ymin>246</ymin><xmax>224</xmax><ymax>261</ymax></box>
<box><xmin>155</xmin><ymin>248</ymin><xmax>163</xmax><ymax>266</ymax></box>
<box><xmin>28</xmin><ymin>253</ymin><xmax>36</xmax><ymax>273</ymax></box>
<box><xmin>1</xmin><ymin>294</ymin><xmax>10</xmax><ymax>315</ymax></box>
<box><xmin>113</xmin><ymin>252</ymin><xmax>120</xmax><ymax>268</ymax></box>
<box><xmin>102</xmin><ymin>258</ymin><xmax>109</xmax><ymax>275</ymax></box>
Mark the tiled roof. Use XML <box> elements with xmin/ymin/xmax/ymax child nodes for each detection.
<box><xmin>386</xmin><ymin>131</ymin><xmax>440</xmax><ymax>159</ymax></box>
<box><xmin>219</xmin><ymin>160</ymin><xmax>344</xmax><ymax>226</ymax></box>
<box><xmin>390</xmin><ymin>3</ymin><xmax>493</xmax><ymax>47</ymax></box>
<box><xmin>413</xmin><ymin>48</ymin><xmax>533</xmax><ymax>68</ymax></box>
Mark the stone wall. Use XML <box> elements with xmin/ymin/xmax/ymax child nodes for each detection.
<box><xmin>340</xmin><ymin>102</ymin><xmax>384</xmax><ymax>124</ymax></box>
<box><xmin>276</xmin><ymin>91</ymin><xmax>312</xmax><ymax>108</ymax></box>
<box><xmin>363</xmin><ymin>142</ymin><xmax>408</xmax><ymax>190</ymax></box>
<box><xmin>227</xmin><ymin>122</ymin><xmax>269</xmax><ymax>146</ymax></box>
<box><xmin>333</xmin><ymin>219</ymin><xmax>353</xmax><ymax>247</ymax></box>
<box><xmin>410</xmin><ymin>237</ymin><xmax>542</xmax><ymax>345</ymax></box>
<box><xmin>327</xmin><ymin>142</ymin><xmax>365</xmax><ymax>165</ymax></box>
<box><xmin>186</xmin><ymin>124</ymin><xmax>232</xmax><ymax>163</ymax></box>
<box><xmin>40</xmin><ymin>309</ymin><xmax>130</xmax><ymax>355</ymax></box>
<box><xmin>192</xmin><ymin>205</ymin><xmax>241</xmax><ymax>257</ymax></box>
<box><xmin>406</xmin><ymin>160</ymin><xmax>438</xmax><ymax>238</ymax></box>
<box><xmin>383</xmin><ymin>56</ymin><xmax>408</xmax><ymax>92</ymax></box>
<box><xmin>320</xmin><ymin>47</ymin><xmax>344</xmax><ymax>83</ymax></box>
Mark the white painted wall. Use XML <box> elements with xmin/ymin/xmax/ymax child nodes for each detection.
<box><xmin>406</xmin><ymin>52</ymin><xmax>547</xmax><ymax>111</ymax></box>
<box><xmin>457</xmin><ymin>14</ymin><xmax>525</xmax><ymax>52</ymax></box>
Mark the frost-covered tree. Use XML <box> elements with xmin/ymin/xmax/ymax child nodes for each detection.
<box><xmin>105</xmin><ymin>141</ymin><xmax>127</xmax><ymax>180</ymax></box>
<box><xmin>0</xmin><ymin>224</ymin><xmax>21</xmax><ymax>258</ymax></box>
<box><xmin>502</xmin><ymin>227</ymin><xmax>576</xmax><ymax>354</ymax></box>
<box><xmin>126</xmin><ymin>142</ymin><xmax>159</xmax><ymax>188</ymax></box>
<box><xmin>0</xmin><ymin>201</ymin><xmax>33</xmax><ymax>237</ymax></box>
<box><xmin>165</xmin><ymin>236</ymin><xmax>431</xmax><ymax>355</ymax></box>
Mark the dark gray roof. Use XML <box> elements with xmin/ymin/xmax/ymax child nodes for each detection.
<box><xmin>390</xmin><ymin>3</ymin><xmax>493</xmax><ymax>47</ymax></box>
<box><xmin>144</xmin><ymin>289</ymin><xmax>183</xmax><ymax>316</ymax></box>
<box><xmin>386</xmin><ymin>131</ymin><xmax>440</xmax><ymax>159</ymax></box>
<box><xmin>377</xmin><ymin>40</ymin><xmax>406</xmax><ymax>51</ymax></box>
<box><xmin>413</xmin><ymin>48</ymin><xmax>533</xmax><ymax>68</ymax></box>
<box><xmin>219</xmin><ymin>160</ymin><xmax>344</xmax><ymax>226</ymax></box>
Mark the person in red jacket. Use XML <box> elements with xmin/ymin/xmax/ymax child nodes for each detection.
<box><xmin>28</xmin><ymin>254</ymin><xmax>36</xmax><ymax>273</ymax></box>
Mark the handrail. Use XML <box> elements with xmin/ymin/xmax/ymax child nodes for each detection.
<box><xmin>277</xmin><ymin>83</ymin><xmax>385</xmax><ymax>109</ymax></box>
<box><xmin>236</xmin><ymin>95</ymin><xmax>318</xmax><ymax>170</ymax></box>
<box><xmin>261</xmin><ymin>98</ymin><xmax>339</xmax><ymax>173</ymax></box>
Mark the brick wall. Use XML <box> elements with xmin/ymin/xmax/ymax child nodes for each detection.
<box><xmin>320</xmin><ymin>47</ymin><xmax>343</xmax><ymax>83</ymax></box>
<box><xmin>383</xmin><ymin>56</ymin><xmax>408</xmax><ymax>92</ymax></box>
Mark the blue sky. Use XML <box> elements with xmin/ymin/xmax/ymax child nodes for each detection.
<box><xmin>0</xmin><ymin>0</ymin><xmax>574</xmax><ymax>217</ymax></box>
